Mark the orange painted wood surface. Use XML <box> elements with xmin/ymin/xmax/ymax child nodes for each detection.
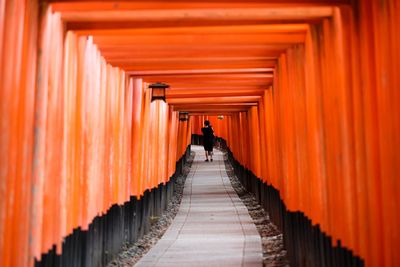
<box><xmin>190</xmin><ymin>3</ymin><xmax>400</xmax><ymax>266</ymax></box>
<box><xmin>1</xmin><ymin>0</ymin><xmax>399</xmax><ymax>266</ymax></box>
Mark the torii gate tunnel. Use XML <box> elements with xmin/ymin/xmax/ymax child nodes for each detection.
<box><xmin>0</xmin><ymin>0</ymin><xmax>399</xmax><ymax>266</ymax></box>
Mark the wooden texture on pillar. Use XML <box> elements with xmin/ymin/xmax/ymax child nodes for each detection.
<box><xmin>1</xmin><ymin>0</ymin><xmax>399</xmax><ymax>266</ymax></box>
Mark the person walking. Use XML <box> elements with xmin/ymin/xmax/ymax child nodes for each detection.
<box><xmin>201</xmin><ymin>120</ymin><xmax>215</xmax><ymax>162</ymax></box>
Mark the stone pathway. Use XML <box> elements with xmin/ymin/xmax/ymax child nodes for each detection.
<box><xmin>135</xmin><ymin>145</ymin><xmax>262</xmax><ymax>267</ymax></box>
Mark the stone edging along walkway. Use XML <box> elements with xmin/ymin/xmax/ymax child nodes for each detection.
<box><xmin>135</xmin><ymin>145</ymin><xmax>262</xmax><ymax>266</ymax></box>
<box><xmin>107</xmin><ymin>152</ymin><xmax>195</xmax><ymax>267</ymax></box>
<box><xmin>109</xmin><ymin>145</ymin><xmax>288</xmax><ymax>267</ymax></box>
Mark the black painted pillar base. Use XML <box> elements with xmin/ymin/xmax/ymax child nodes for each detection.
<box><xmin>208</xmin><ymin>135</ymin><xmax>365</xmax><ymax>267</ymax></box>
<box><xmin>35</xmin><ymin>145</ymin><xmax>191</xmax><ymax>267</ymax></box>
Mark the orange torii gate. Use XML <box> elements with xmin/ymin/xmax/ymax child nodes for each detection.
<box><xmin>1</xmin><ymin>0</ymin><xmax>399</xmax><ymax>266</ymax></box>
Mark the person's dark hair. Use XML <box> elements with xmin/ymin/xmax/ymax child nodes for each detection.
<box><xmin>204</xmin><ymin>120</ymin><xmax>210</xmax><ymax>126</ymax></box>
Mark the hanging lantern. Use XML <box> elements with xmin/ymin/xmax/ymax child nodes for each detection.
<box><xmin>179</xmin><ymin>112</ymin><xmax>189</xmax><ymax>121</ymax></box>
<box><xmin>149</xmin><ymin>82</ymin><xmax>169</xmax><ymax>102</ymax></box>
<box><xmin>217</xmin><ymin>115</ymin><xmax>224</xmax><ymax>120</ymax></box>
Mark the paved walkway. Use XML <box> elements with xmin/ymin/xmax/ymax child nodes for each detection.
<box><xmin>136</xmin><ymin>145</ymin><xmax>262</xmax><ymax>267</ymax></box>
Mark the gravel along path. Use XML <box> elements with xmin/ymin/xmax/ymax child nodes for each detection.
<box><xmin>107</xmin><ymin>152</ymin><xmax>194</xmax><ymax>267</ymax></box>
<box><xmin>224</xmin><ymin>156</ymin><xmax>290</xmax><ymax>267</ymax></box>
<box><xmin>108</xmin><ymin>149</ymin><xmax>288</xmax><ymax>267</ymax></box>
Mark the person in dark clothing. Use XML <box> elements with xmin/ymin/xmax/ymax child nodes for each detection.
<box><xmin>201</xmin><ymin>120</ymin><xmax>214</xmax><ymax>162</ymax></box>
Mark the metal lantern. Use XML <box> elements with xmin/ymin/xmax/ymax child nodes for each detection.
<box><xmin>179</xmin><ymin>112</ymin><xmax>189</xmax><ymax>121</ymax></box>
<box><xmin>217</xmin><ymin>115</ymin><xmax>224</xmax><ymax>120</ymax></box>
<box><xmin>149</xmin><ymin>82</ymin><xmax>169</xmax><ymax>102</ymax></box>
